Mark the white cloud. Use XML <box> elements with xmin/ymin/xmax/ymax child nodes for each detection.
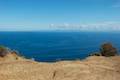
<box><xmin>1</xmin><ymin>22</ymin><xmax>120</xmax><ymax>31</ymax></box>
<box><xmin>49</xmin><ymin>22</ymin><xmax>120</xmax><ymax>31</ymax></box>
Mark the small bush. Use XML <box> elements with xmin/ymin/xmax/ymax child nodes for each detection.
<box><xmin>0</xmin><ymin>45</ymin><xmax>7</xmax><ymax>57</ymax></box>
<box><xmin>100</xmin><ymin>43</ymin><xmax>118</xmax><ymax>57</ymax></box>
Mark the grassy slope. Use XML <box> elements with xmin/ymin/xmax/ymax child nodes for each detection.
<box><xmin>0</xmin><ymin>55</ymin><xmax>120</xmax><ymax>80</ymax></box>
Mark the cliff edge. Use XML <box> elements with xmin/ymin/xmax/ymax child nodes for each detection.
<box><xmin>0</xmin><ymin>56</ymin><xmax>120</xmax><ymax>80</ymax></box>
<box><xmin>0</xmin><ymin>44</ymin><xmax>120</xmax><ymax>80</ymax></box>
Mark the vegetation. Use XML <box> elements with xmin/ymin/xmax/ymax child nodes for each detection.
<box><xmin>89</xmin><ymin>43</ymin><xmax>118</xmax><ymax>57</ymax></box>
<box><xmin>100</xmin><ymin>43</ymin><xmax>118</xmax><ymax>57</ymax></box>
<box><xmin>0</xmin><ymin>45</ymin><xmax>7</xmax><ymax>57</ymax></box>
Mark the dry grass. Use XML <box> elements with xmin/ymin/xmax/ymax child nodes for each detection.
<box><xmin>0</xmin><ymin>55</ymin><xmax>120</xmax><ymax>80</ymax></box>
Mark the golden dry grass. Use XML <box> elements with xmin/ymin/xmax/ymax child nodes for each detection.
<box><xmin>0</xmin><ymin>55</ymin><xmax>120</xmax><ymax>80</ymax></box>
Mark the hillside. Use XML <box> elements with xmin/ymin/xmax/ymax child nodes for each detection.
<box><xmin>0</xmin><ymin>54</ymin><xmax>120</xmax><ymax>80</ymax></box>
<box><xmin>0</xmin><ymin>44</ymin><xmax>120</xmax><ymax>80</ymax></box>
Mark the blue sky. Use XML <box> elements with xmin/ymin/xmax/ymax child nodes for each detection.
<box><xmin>0</xmin><ymin>0</ymin><xmax>120</xmax><ymax>31</ymax></box>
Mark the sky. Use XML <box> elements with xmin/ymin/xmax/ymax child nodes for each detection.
<box><xmin>0</xmin><ymin>0</ymin><xmax>120</xmax><ymax>31</ymax></box>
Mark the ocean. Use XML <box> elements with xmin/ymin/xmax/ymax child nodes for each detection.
<box><xmin>0</xmin><ymin>31</ymin><xmax>120</xmax><ymax>62</ymax></box>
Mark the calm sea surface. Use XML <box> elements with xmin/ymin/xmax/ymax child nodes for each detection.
<box><xmin>0</xmin><ymin>31</ymin><xmax>120</xmax><ymax>62</ymax></box>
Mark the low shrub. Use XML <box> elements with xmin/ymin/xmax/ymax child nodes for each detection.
<box><xmin>100</xmin><ymin>43</ymin><xmax>118</xmax><ymax>57</ymax></box>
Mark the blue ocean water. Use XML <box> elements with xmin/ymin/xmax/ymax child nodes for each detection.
<box><xmin>0</xmin><ymin>31</ymin><xmax>120</xmax><ymax>62</ymax></box>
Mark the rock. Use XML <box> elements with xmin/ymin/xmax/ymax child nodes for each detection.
<box><xmin>89</xmin><ymin>52</ymin><xmax>101</xmax><ymax>56</ymax></box>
